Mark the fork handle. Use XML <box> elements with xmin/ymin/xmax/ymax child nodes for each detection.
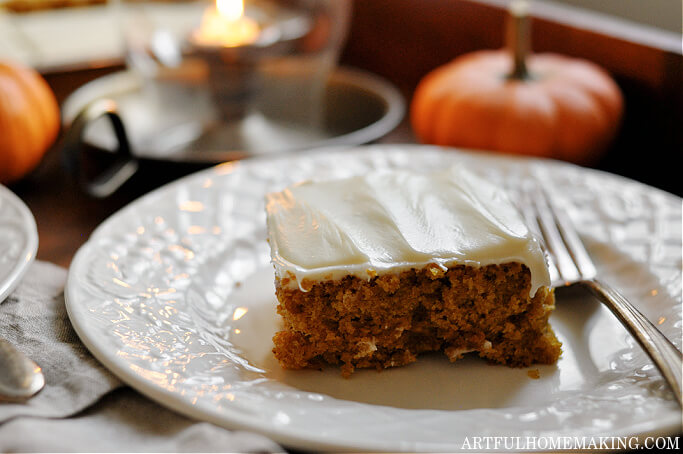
<box><xmin>584</xmin><ymin>279</ymin><xmax>682</xmax><ymax>406</ymax></box>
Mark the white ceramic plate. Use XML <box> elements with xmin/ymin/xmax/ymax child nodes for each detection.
<box><xmin>0</xmin><ymin>185</ymin><xmax>38</xmax><ymax>303</ymax></box>
<box><xmin>65</xmin><ymin>145</ymin><xmax>682</xmax><ymax>452</ymax></box>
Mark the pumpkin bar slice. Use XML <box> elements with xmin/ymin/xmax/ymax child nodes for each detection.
<box><xmin>265</xmin><ymin>166</ymin><xmax>561</xmax><ymax>377</ymax></box>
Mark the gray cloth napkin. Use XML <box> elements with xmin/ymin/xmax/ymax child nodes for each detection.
<box><xmin>0</xmin><ymin>261</ymin><xmax>283</xmax><ymax>453</ymax></box>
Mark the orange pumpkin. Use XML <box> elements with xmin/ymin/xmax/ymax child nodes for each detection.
<box><xmin>0</xmin><ymin>61</ymin><xmax>60</xmax><ymax>184</ymax></box>
<box><xmin>410</xmin><ymin>2</ymin><xmax>623</xmax><ymax>166</ymax></box>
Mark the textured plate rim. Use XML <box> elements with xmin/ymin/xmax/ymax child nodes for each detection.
<box><xmin>64</xmin><ymin>145</ymin><xmax>682</xmax><ymax>451</ymax></box>
<box><xmin>0</xmin><ymin>185</ymin><xmax>39</xmax><ymax>303</ymax></box>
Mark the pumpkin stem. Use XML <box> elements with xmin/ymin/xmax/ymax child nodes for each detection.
<box><xmin>506</xmin><ymin>0</ymin><xmax>531</xmax><ymax>80</ymax></box>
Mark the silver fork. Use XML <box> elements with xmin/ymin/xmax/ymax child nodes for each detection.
<box><xmin>519</xmin><ymin>184</ymin><xmax>682</xmax><ymax>406</ymax></box>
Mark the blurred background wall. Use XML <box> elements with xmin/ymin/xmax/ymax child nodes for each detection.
<box><xmin>539</xmin><ymin>0</ymin><xmax>681</xmax><ymax>33</ymax></box>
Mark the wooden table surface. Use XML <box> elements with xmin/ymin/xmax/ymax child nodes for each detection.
<box><xmin>6</xmin><ymin>0</ymin><xmax>682</xmax><ymax>270</ymax></box>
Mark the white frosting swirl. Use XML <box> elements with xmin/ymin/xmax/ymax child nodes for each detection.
<box><xmin>265</xmin><ymin>166</ymin><xmax>550</xmax><ymax>296</ymax></box>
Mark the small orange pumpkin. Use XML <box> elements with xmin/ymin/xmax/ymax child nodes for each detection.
<box><xmin>410</xmin><ymin>2</ymin><xmax>623</xmax><ymax>166</ymax></box>
<box><xmin>0</xmin><ymin>60</ymin><xmax>60</xmax><ymax>184</ymax></box>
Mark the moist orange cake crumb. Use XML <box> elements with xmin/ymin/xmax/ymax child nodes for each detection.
<box><xmin>272</xmin><ymin>262</ymin><xmax>560</xmax><ymax>377</ymax></box>
<box><xmin>265</xmin><ymin>167</ymin><xmax>561</xmax><ymax>377</ymax></box>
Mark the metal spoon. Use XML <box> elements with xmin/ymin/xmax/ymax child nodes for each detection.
<box><xmin>0</xmin><ymin>337</ymin><xmax>45</xmax><ymax>401</ymax></box>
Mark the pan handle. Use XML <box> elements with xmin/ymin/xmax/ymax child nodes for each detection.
<box><xmin>62</xmin><ymin>99</ymin><xmax>139</xmax><ymax>198</ymax></box>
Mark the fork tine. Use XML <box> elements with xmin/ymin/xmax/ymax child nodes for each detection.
<box><xmin>518</xmin><ymin>186</ymin><xmax>561</xmax><ymax>285</ymax></box>
<box><xmin>527</xmin><ymin>185</ymin><xmax>581</xmax><ymax>285</ymax></box>
<box><xmin>522</xmin><ymin>186</ymin><xmax>683</xmax><ymax>406</ymax></box>
<box><xmin>544</xmin><ymin>193</ymin><xmax>598</xmax><ymax>281</ymax></box>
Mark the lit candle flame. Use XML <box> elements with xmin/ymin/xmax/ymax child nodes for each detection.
<box><xmin>194</xmin><ymin>0</ymin><xmax>260</xmax><ymax>47</ymax></box>
<box><xmin>217</xmin><ymin>0</ymin><xmax>245</xmax><ymax>22</ymax></box>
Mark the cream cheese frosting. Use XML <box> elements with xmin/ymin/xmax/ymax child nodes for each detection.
<box><xmin>265</xmin><ymin>166</ymin><xmax>550</xmax><ymax>296</ymax></box>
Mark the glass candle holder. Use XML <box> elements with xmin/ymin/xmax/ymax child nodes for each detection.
<box><xmin>114</xmin><ymin>0</ymin><xmax>351</xmax><ymax>152</ymax></box>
